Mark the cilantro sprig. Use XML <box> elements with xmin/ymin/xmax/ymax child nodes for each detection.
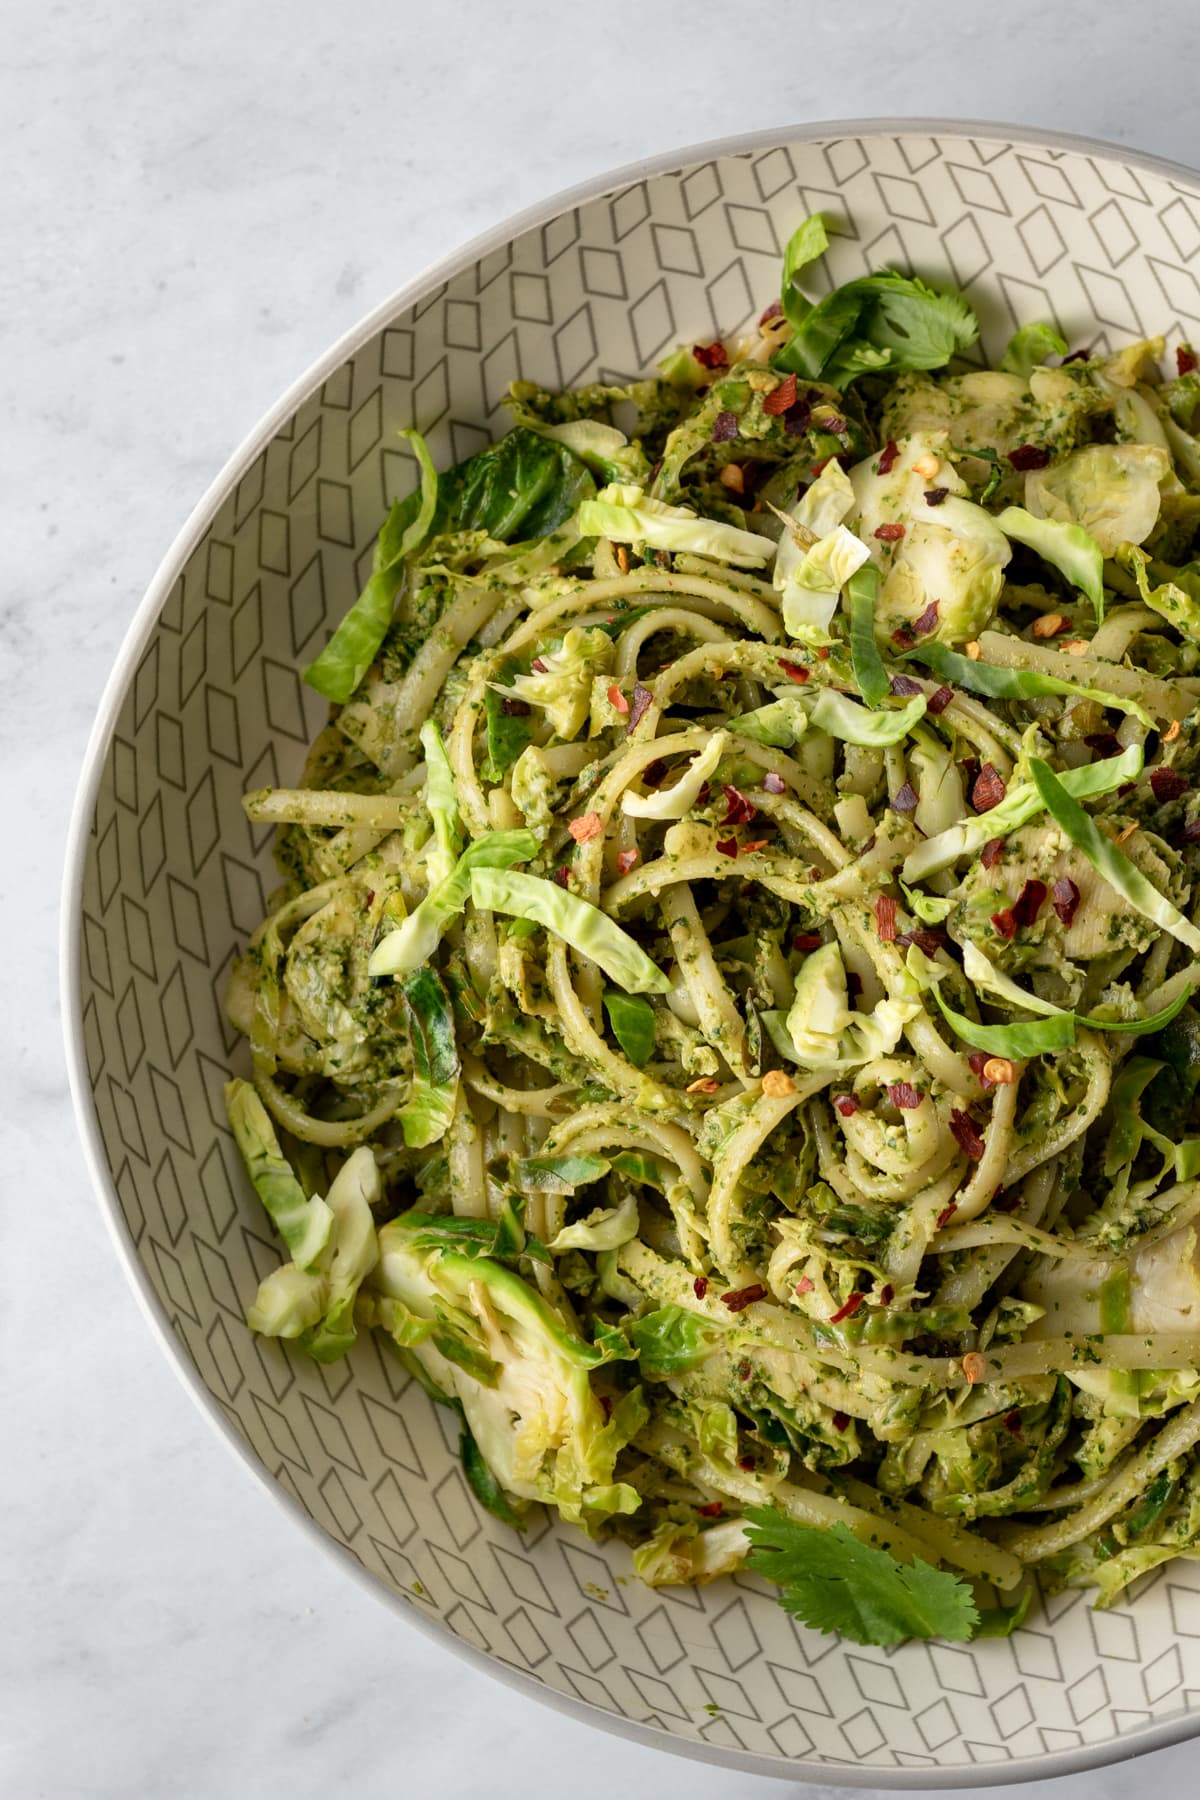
<box><xmin>744</xmin><ymin>1510</ymin><xmax>979</xmax><ymax>1647</ymax></box>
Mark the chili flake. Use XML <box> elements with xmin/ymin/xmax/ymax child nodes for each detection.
<box><xmin>722</xmin><ymin>784</ymin><xmax>757</xmax><ymax>825</ymax></box>
<box><xmin>990</xmin><ymin>907</ymin><xmax>1017</xmax><ymax>939</ymax></box>
<box><xmin>924</xmin><ymin>486</ymin><xmax>949</xmax><ymax>507</ymax></box>
<box><xmin>831</xmin><ymin>1411</ymin><xmax>851</xmax><ymax>1432</ymax></box>
<box><xmin>793</xmin><ymin>931</ymin><xmax>823</xmax><ymax>951</ymax></box>
<box><xmin>1012</xmin><ymin>878</ymin><xmax>1048</xmax><ymax>928</ymax></box>
<box><xmin>607</xmin><ymin>683</ymin><xmax>629</xmax><ymax>715</ymax></box>
<box><xmin>829</xmin><ymin>1292</ymin><xmax>864</xmax><ymax>1324</ymax></box>
<box><xmin>887</xmin><ymin>1082</ymin><xmax>924</xmax><ymax>1110</ymax></box>
<box><xmin>626</xmin><ymin>682</ymin><xmax>653</xmax><ymax>733</ymax></box>
<box><xmin>980</xmin><ymin>837</ymin><xmax>1006</xmax><ymax>869</ymax></box>
<box><xmin>1179</xmin><ymin>345</ymin><xmax>1198</xmax><ymax>376</ymax></box>
<box><xmin>715</xmin><ymin>837</ymin><xmax>738</xmax><ymax>858</ymax></box>
<box><xmin>1051</xmin><ymin>877</ymin><xmax>1081</xmax><ymax>926</ymax></box>
<box><xmin>778</xmin><ymin>659</ymin><xmax>811</xmax><ymax>683</ymax></box>
<box><xmin>568</xmin><ymin>812</ymin><xmax>604</xmax><ymax>844</ymax></box>
<box><xmin>693</xmin><ymin>341</ymin><xmax>728</xmax><ymax>369</ymax></box>
<box><xmin>615</xmin><ymin>848</ymin><xmax>639</xmax><ymax>875</ymax></box>
<box><xmin>833</xmin><ymin>1094</ymin><xmax>860</xmax><ymax>1117</ymax></box>
<box><xmin>912</xmin><ymin>600</ymin><xmax>941</xmax><ymax>635</ymax></box>
<box><xmin>696</xmin><ymin>1500</ymin><xmax>724</xmax><ymax>1517</ymax></box>
<box><xmin>949</xmin><ymin>1110</ymin><xmax>985</xmax><ymax>1160</ymax></box>
<box><xmin>693</xmin><ymin>1276</ymin><xmax>709</xmax><ymax>1299</ymax></box>
<box><xmin>795</xmin><ymin>1276</ymin><xmax>815</xmax><ymax>1295</ymax></box>
<box><xmin>759</xmin><ymin>299</ymin><xmax>784</xmax><ymax>325</ymax></box>
<box><xmin>875</xmin><ymin>893</ymin><xmax>898</xmax><ymax>941</ymax></box>
<box><xmin>740</xmin><ymin>838</ymin><xmax>769</xmax><ymax>855</ymax></box>
<box><xmin>763</xmin><ymin>372</ymin><xmax>798</xmax><ymax>415</ymax></box>
<box><xmin>927</xmin><ymin>684</ymin><xmax>954</xmax><ymax>715</ymax></box>
<box><xmin>877</xmin><ymin>440</ymin><xmax>900</xmax><ymax>474</ymax></box>
<box><xmin>962</xmin><ymin>1351</ymin><xmax>988</xmax><ymax>1384</ymax></box>
<box><xmin>983</xmin><ymin>1056</ymin><xmax>1017</xmax><ymax>1085</ymax></box>
<box><xmin>936</xmin><ymin>1201</ymin><xmax>959</xmax><ymax>1230</ymax></box>
<box><xmin>686</xmin><ymin>1076</ymin><xmax>721</xmax><ymax>1095</ymax></box>
<box><xmin>874</xmin><ymin>521</ymin><xmax>905</xmax><ymax>542</ymax></box>
<box><xmin>721</xmin><ymin>1283</ymin><xmax>767</xmax><ymax>1313</ymax></box>
<box><xmin>553</xmin><ymin>865</ymin><xmax>571</xmax><ymax>889</ymax></box>
<box><xmin>879</xmin><ymin>1284</ymin><xmax>895</xmax><ymax>1306</ymax></box>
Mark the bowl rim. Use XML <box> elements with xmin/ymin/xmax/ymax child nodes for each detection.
<box><xmin>61</xmin><ymin>115</ymin><xmax>1200</xmax><ymax>1788</ymax></box>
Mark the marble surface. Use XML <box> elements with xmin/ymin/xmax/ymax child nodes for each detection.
<box><xmin>11</xmin><ymin>0</ymin><xmax>1200</xmax><ymax>1792</ymax></box>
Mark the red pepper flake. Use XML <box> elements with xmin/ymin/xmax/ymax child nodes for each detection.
<box><xmin>829</xmin><ymin>1291</ymin><xmax>865</xmax><ymax>1324</ymax></box>
<box><xmin>715</xmin><ymin>836</ymin><xmax>738</xmax><ymax>858</ymax></box>
<box><xmin>981</xmin><ymin>836</ymin><xmax>1006</xmax><ymax>869</ymax></box>
<box><xmin>879</xmin><ymin>1283</ymin><xmax>895</xmax><ymax>1306</ymax></box>
<box><xmin>874</xmin><ymin>521</ymin><xmax>906</xmax><ymax>542</ymax></box>
<box><xmin>831</xmin><ymin>1411</ymin><xmax>851</xmax><ymax>1432</ymax></box>
<box><xmin>927</xmin><ymin>683</ymin><xmax>954</xmax><ymax>715</ymax></box>
<box><xmin>778</xmin><ymin>659</ymin><xmax>810</xmax><ymax>684</ymax></box>
<box><xmin>693</xmin><ymin>1276</ymin><xmax>709</xmax><ymax>1299</ymax></box>
<box><xmin>1051</xmin><ymin>876</ymin><xmax>1080</xmax><ymax>926</ymax></box>
<box><xmin>887</xmin><ymin>1082</ymin><xmax>924</xmax><ymax>1110</ymax></box>
<box><xmin>501</xmin><ymin>696</ymin><xmax>531</xmax><ymax>716</ymax></box>
<box><xmin>891</xmin><ymin>626</ymin><xmax>916</xmax><ymax>649</ymax></box>
<box><xmin>693</xmin><ymin>340</ymin><xmax>727</xmax><ymax>369</ymax></box>
<box><xmin>972</xmin><ymin>763</ymin><xmax>1008</xmax><ymax>813</ymax></box>
<box><xmin>568</xmin><ymin>812</ymin><xmax>604</xmax><ymax>844</ymax></box>
<box><xmin>722</xmin><ymin>784</ymin><xmax>757</xmax><ymax>825</ymax></box>
<box><xmin>889</xmin><ymin>673</ymin><xmax>924</xmax><ymax>697</ymax></box>
<box><xmin>968</xmin><ymin>1050</ymin><xmax>996</xmax><ymax>1086</ymax></box>
<box><xmin>738</xmin><ymin>1454</ymin><xmax>757</xmax><ymax>1470</ymax></box>
<box><xmin>949</xmin><ymin>1109</ymin><xmax>985</xmax><ymax>1160</ymax></box>
<box><xmin>833</xmin><ymin>1093</ymin><xmax>860</xmax><ymax>1118</ymax></box>
<box><xmin>615</xmin><ymin>847</ymin><xmax>639</xmax><ymax>875</ymax></box>
<box><xmin>891</xmin><ymin>781</ymin><xmax>919</xmax><ymax>815</ymax></box>
<box><xmin>924</xmin><ymin>486</ymin><xmax>949</xmax><ymax>507</ymax></box>
<box><xmin>607</xmin><ymin>683</ymin><xmax>629</xmax><ymax>715</ymax></box>
<box><xmin>736</xmin><ymin>1359</ymin><xmax>753</xmax><ymax>1380</ymax></box>
<box><xmin>793</xmin><ymin>931</ymin><xmax>823</xmax><ymax>951</ymax></box>
<box><xmin>896</xmin><ymin>926</ymin><xmax>945</xmax><ymax>955</ymax></box>
<box><xmin>1003</xmin><ymin>1410</ymin><xmax>1023</xmax><ymax>1436</ymax></box>
<box><xmin>711</xmin><ymin>410</ymin><xmax>739</xmax><ymax>443</ymax></box>
<box><xmin>763</xmin><ymin>372</ymin><xmax>798</xmax><ymax>416</ymax></box>
<box><xmin>875</xmin><ymin>892</ymin><xmax>898</xmax><ymax>941</ymax></box>
<box><xmin>912</xmin><ymin>600</ymin><xmax>941</xmax><ymax>636</ymax></box>
<box><xmin>763</xmin><ymin>771</ymin><xmax>787</xmax><ymax>794</ymax></box>
<box><xmin>936</xmin><ymin>1201</ymin><xmax>959</xmax><ymax>1230</ymax></box>
<box><xmin>794</xmin><ymin>1276</ymin><xmax>815</xmax><ymax>1295</ymax></box>
<box><xmin>696</xmin><ymin>1499</ymin><xmax>724</xmax><ymax>1517</ymax></box>
<box><xmin>740</xmin><ymin>838</ymin><xmax>769</xmax><ymax>856</ymax></box>
<box><xmin>1007</xmin><ymin>443</ymin><xmax>1051</xmax><ymax>471</ymax></box>
<box><xmin>1012</xmin><ymin>877</ymin><xmax>1048</xmax><ymax>928</ymax></box>
<box><xmin>816</xmin><ymin>645</ymin><xmax>831</xmax><ymax>661</ymax></box>
<box><xmin>991</xmin><ymin>907</ymin><xmax>1017</xmax><ymax>939</ymax></box>
<box><xmin>721</xmin><ymin>1283</ymin><xmax>767</xmax><ymax>1313</ymax></box>
<box><xmin>553</xmin><ymin>865</ymin><xmax>571</xmax><ymax>889</ymax></box>
<box><xmin>877</xmin><ymin>440</ymin><xmax>900</xmax><ymax>474</ymax></box>
<box><xmin>1151</xmin><ymin>767</ymin><xmax>1189</xmax><ymax>802</ymax></box>
<box><xmin>1179</xmin><ymin>345</ymin><xmax>1198</xmax><ymax>376</ymax></box>
<box><xmin>759</xmin><ymin>299</ymin><xmax>784</xmax><ymax>325</ymax></box>
<box><xmin>531</xmin><ymin>657</ymin><xmax>548</xmax><ymax>673</ymax></box>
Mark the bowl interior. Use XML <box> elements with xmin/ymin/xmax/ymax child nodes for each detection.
<box><xmin>73</xmin><ymin>126</ymin><xmax>1200</xmax><ymax>1782</ymax></box>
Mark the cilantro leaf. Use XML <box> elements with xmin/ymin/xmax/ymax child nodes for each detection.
<box><xmin>744</xmin><ymin>1511</ymin><xmax>980</xmax><ymax>1646</ymax></box>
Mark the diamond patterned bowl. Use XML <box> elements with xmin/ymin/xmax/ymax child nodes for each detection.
<box><xmin>64</xmin><ymin>120</ymin><xmax>1200</xmax><ymax>1787</ymax></box>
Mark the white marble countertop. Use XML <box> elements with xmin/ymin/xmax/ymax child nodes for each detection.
<box><xmin>11</xmin><ymin>0</ymin><xmax>1200</xmax><ymax>1792</ymax></box>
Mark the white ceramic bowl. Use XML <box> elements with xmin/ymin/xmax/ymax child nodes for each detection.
<box><xmin>63</xmin><ymin>120</ymin><xmax>1200</xmax><ymax>1787</ymax></box>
